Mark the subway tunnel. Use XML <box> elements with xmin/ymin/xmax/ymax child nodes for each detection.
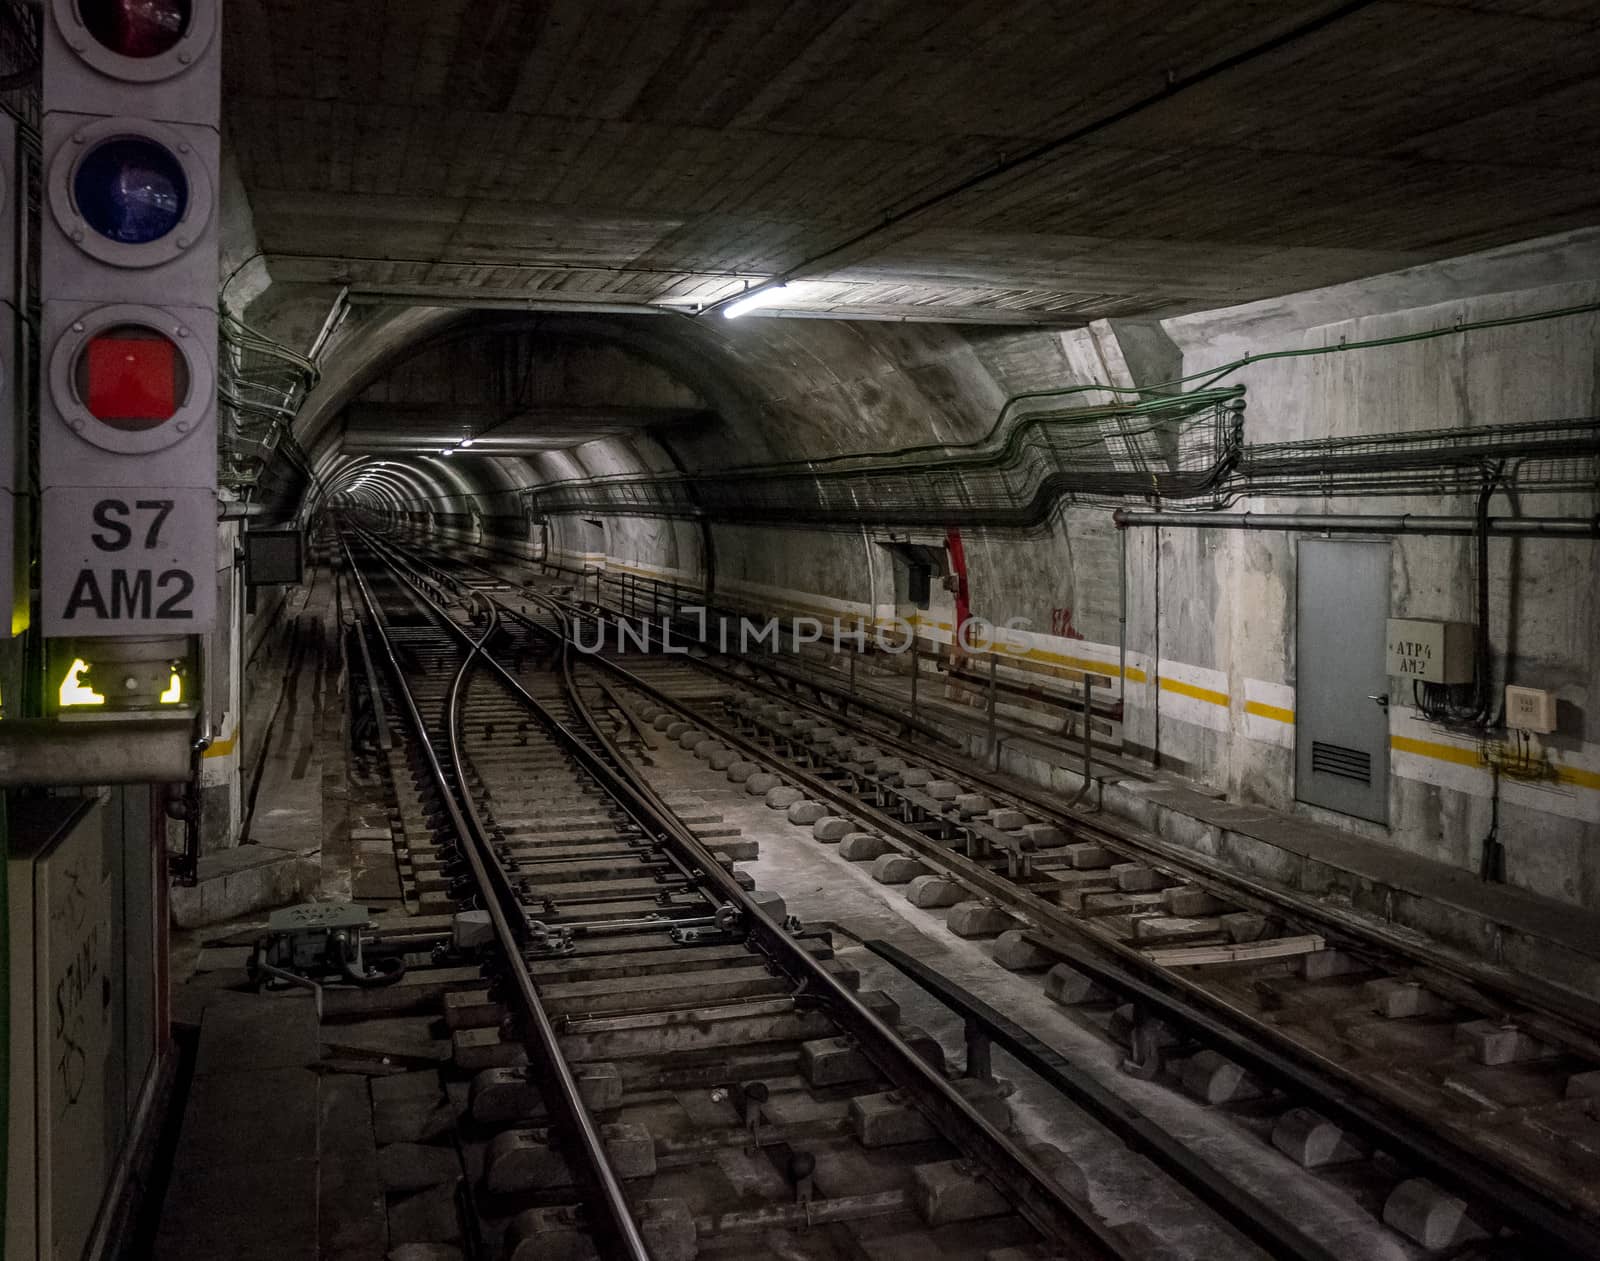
<box><xmin>4</xmin><ymin>3</ymin><xmax>1600</xmax><ymax>1260</ymax></box>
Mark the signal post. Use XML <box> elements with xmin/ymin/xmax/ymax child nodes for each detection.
<box><xmin>7</xmin><ymin>12</ymin><xmax>223</xmax><ymax>1260</ymax></box>
<box><xmin>39</xmin><ymin>0</ymin><xmax>220</xmax><ymax>718</ymax></box>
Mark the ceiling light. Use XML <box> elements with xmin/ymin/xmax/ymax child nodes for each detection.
<box><xmin>458</xmin><ymin>438</ymin><xmax>475</xmax><ymax>448</ymax></box>
<box><xmin>723</xmin><ymin>283</ymin><xmax>787</xmax><ymax>319</ymax></box>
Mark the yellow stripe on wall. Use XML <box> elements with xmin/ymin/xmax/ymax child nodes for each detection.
<box><xmin>1389</xmin><ymin>734</ymin><xmax>1482</xmax><ymax>767</ymax></box>
<box><xmin>1022</xmin><ymin>648</ymin><xmax>1148</xmax><ymax>684</ymax></box>
<box><xmin>1391</xmin><ymin>733</ymin><xmax>1600</xmax><ymax>793</ymax></box>
<box><xmin>1244</xmin><ymin>699</ymin><xmax>1294</xmax><ymax>724</ymax></box>
<box><xmin>906</xmin><ymin>617</ymin><xmax>1148</xmax><ymax>682</ymax></box>
<box><xmin>1158</xmin><ymin>676</ymin><xmax>1230</xmax><ymax>708</ymax></box>
<box><xmin>1556</xmin><ymin>764</ymin><xmax>1600</xmax><ymax>791</ymax></box>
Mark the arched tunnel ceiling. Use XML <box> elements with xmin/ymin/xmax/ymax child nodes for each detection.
<box><xmin>303</xmin><ymin>307</ymin><xmax>1121</xmax><ymax>519</ymax></box>
<box><xmin>232</xmin><ymin>1</ymin><xmax>1600</xmax><ymax>520</ymax></box>
<box><xmin>226</xmin><ymin>1</ymin><xmax>1600</xmax><ymax>326</ymax></box>
<box><xmin>339</xmin><ymin>324</ymin><xmax>713</xmax><ymax>458</ymax></box>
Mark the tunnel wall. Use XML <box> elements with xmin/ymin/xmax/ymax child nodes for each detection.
<box><xmin>297</xmin><ymin>243</ymin><xmax>1600</xmax><ymax>911</ymax></box>
<box><xmin>652</xmin><ymin>321</ymin><xmax>1130</xmax><ymax>704</ymax></box>
<box><xmin>1136</xmin><ymin>276</ymin><xmax>1600</xmax><ymax>909</ymax></box>
<box><xmin>372</xmin><ymin>321</ymin><xmax>1128</xmax><ymax>676</ymax></box>
<box><xmin>520</xmin><ymin>280</ymin><xmax>1599</xmax><ymax>909</ymax></box>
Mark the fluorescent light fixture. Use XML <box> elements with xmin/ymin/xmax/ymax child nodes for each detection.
<box><xmin>723</xmin><ymin>283</ymin><xmax>787</xmax><ymax>319</ymax></box>
<box><xmin>441</xmin><ymin>449</ymin><xmax>455</xmax><ymax>456</ymax></box>
<box><xmin>458</xmin><ymin>438</ymin><xmax>475</xmax><ymax>448</ymax></box>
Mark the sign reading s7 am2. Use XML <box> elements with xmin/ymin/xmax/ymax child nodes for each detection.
<box><xmin>42</xmin><ymin>487</ymin><xmax>215</xmax><ymax>635</ymax></box>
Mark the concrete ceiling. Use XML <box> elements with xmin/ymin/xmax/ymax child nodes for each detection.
<box><xmin>340</xmin><ymin>324</ymin><xmax>713</xmax><ymax>455</ymax></box>
<box><xmin>226</xmin><ymin>0</ymin><xmax>1600</xmax><ymax>327</ymax></box>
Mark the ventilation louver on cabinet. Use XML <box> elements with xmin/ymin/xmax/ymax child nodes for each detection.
<box><xmin>1311</xmin><ymin>741</ymin><xmax>1372</xmax><ymax>784</ymax></box>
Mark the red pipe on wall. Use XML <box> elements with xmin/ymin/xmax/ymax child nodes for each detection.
<box><xmin>945</xmin><ymin>527</ymin><xmax>972</xmax><ymax>657</ymax></box>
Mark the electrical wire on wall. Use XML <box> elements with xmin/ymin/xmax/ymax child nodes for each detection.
<box><xmin>1412</xmin><ymin>463</ymin><xmax>1504</xmax><ymax>729</ymax></box>
<box><xmin>516</xmin><ymin>296</ymin><xmax>1600</xmax><ymax>532</ymax></box>
<box><xmin>218</xmin><ymin>309</ymin><xmax>321</xmax><ymax>496</ymax></box>
<box><xmin>0</xmin><ymin>0</ymin><xmax>38</xmax><ymax>96</ymax></box>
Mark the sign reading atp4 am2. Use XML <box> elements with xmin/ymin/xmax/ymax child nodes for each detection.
<box><xmin>42</xmin><ymin>487</ymin><xmax>215</xmax><ymax>635</ymax></box>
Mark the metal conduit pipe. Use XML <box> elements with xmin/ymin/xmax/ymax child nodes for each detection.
<box><xmin>1116</xmin><ymin>524</ymin><xmax>1128</xmax><ymax>710</ymax></box>
<box><xmin>218</xmin><ymin>500</ymin><xmax>271</xmax><ymax>520</ymax></box>
<box><xmin>1112</xmin><ymin>509</ymin><xmax>1600</xmax><ymax>536</ymax></box>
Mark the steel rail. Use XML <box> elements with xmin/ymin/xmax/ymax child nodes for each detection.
<box><xmin>379</xmin><ymin>531</ymin><xmax>1600</xmax><ymax>1240</ymax></box>
<box><xmin>488</xmin><ymin>583</ymin><xmax>1600</xmax><ymax>1261</ymax></box>
<box><xmin>418</xmin><ymin>558</ymin><xmax>1270</xmax><ymax>976</ymax></box>
<box><xmin>864</xmin><ymin>939</ymin><xmax>1347</xmax><ymax>1261</ymax></box>
<box><xmin>342</xmin><ymin>535</ymin><xmax>653</xmax><ymax>1260</ymax></box>
<box><xmin>544</xmin><ymin>590</ymin><xmax>1600</xmax><ymax>1049</ymax></box>
<box><xmin>358</xmin><ymin>529</ymin><xmax>1133</xmax><ymax>1260</ymax></box>
<box><xmin>389</xmin><ymin>537</ymin><xmax>1600</xmax><ymax>1051</ymax></box>
<box><xmin>408</xmin><ymin>548</ymin><xmax>964</xmax><ymax>751</ymax></box>
<box><xmin>364</xmin><ymin>541</ymin><xmax>747</xmax><ymax>901</ymax></box>
<box><xmin>1023</xmin><ymin>931</ymin><xmax>1600</xmax><ymax>1261</ymax></box>
<box><xmin>350</xmin><ymin>603</ymin><xmax>393</xmax><ymax>752</ymax></box>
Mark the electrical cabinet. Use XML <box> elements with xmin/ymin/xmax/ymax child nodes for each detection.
<box><xmin>1385</xmin><ymin>618</ymin><xmax>1474</xmax><ymax>684</ymax></box>
<box><xmin>6</xmin><ymin>793</ymin><xmax>163</xmax><ymax>1261</ymax></box>
<box><xmin>1504</xmin><ymin>685</ymin><xmax>1557</xmax><ymax>734</ymax></box>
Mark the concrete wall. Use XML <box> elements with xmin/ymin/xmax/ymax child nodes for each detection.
<box><xmin>1137</xmin><ymin>270</ymin><xmax>1600</xmax><ymax>908</ymax></box>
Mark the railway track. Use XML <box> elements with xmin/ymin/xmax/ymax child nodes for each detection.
<box><xmin>340</xmin><ymin>532</ymin><xmax>1160</xmax><ymax>1261</ymax></box>
<box><xmin>368</xmin><ymin>528</ymin><xmax>1600</xmax><ymax>1260</ymax></box>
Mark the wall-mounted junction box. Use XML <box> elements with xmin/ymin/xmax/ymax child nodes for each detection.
<box><xmin>1386</xmin><ymin>618</ymin><xmax>1474</xmax><ymax>684</ymax></box>
<box><xmin>1504</xmin><ymin>685</ymin><xmax>1557</xmax><ymax>734</ymax></box>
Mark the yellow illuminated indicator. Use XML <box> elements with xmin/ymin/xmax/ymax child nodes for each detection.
<box><xmin>59</xmin><ymin>659</ymin><xmax>106</xmax><ymax>707</ymax></box>
<box><xmin>160</xmin><ymin>671</ymin><xmax>183</xmax><ymax>704</ymax></box>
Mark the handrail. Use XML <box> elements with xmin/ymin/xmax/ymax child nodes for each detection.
<box><xmin>547</xmin><ymin>595</ymin><xmax>963</xmax><ymax>751</ymax></box>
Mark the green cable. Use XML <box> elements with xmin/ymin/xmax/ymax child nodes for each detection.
<box><xmin>714</xmin><ymin>296</ymin><xmax>1600</xmax><ymax>475</ymax></box>
<box><xmin>992</xmin><ymin>295</ymin><xmax>1600</xmax><ymax>408</ymax></box>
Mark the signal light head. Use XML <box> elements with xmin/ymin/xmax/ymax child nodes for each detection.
<box><xmin>74</xmin><ymin>134</ymin><xmax>188</xmax><ymax>244</ymax></box>
<box><xmin>49</xmin><ymin>117</ymin><xmax>213</xmax><ymax>268</ymax></box>
<box><xmin>80</xmin><ymin>0</ymin><xmax>191</xmax><ymax>59</ymax></box>
<box><xmin>49</xmin><ymin>302</ymin><xmax>213</xmax><ymax>455</ymax></box>
<box><xmin>50</xmin><ymin>0</ymin><xmax>216</xmax><ymax>85</ymax></box>
<box><xmin>77</xmin><ymin>324</ymin><xmax>187</xmax><ymax>429</ymax></box>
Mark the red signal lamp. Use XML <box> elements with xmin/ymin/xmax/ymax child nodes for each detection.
<box><xmin>82</xmin><ymin>329</ymin><xmax>180</xmax><ymax>427</ymax></box>
<box><xmin>80</xmin><ymin>0</ymin><xmax>192</xmax><ymax>59</ymax></box>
